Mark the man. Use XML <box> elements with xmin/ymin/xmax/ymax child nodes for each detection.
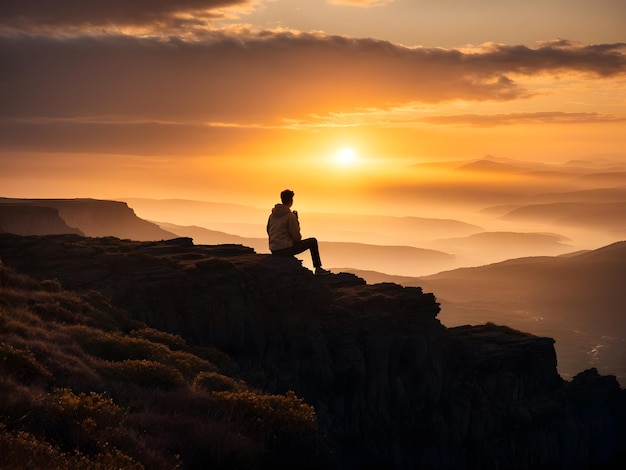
<box><xmin>267</xmin><ymin>189</ymin><xmax>330</xmax><ymax>275</ymax></box>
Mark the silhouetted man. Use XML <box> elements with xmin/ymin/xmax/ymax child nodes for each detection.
<box><xmin>267</xmin><ymin>189</ymin><xmax>330</xmax><ymax>275</ymax></box>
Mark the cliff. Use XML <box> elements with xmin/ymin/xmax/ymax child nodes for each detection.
<box><xmin>0</xmin><ymin>198</ymin><xmax>176</xmax><ymax>241</ymax></box>
<box><xmin>0</xmin><ymin>204</ymin><xmax>83</xmax><ymax>236</ymax></box>
<box><xmin>0</xmin><ymin>233</ymin><xmax>624</xmax><ymax>469</ymax></box>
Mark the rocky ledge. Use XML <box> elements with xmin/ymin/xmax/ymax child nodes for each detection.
<box><xmin>0</xmin><ymin>233</ymin><xmax>624</xmax><ymax>468</ymax></box>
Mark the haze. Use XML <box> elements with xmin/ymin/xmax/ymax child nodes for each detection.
<box><xmin>1</xmin><ymin>1</ymin><xmax>625</xmax><ymax>272</ymax></box>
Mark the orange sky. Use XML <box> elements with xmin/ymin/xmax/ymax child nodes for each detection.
<box><xmin>1</xmin><ymin>1</ymin><xmax>625</xmax><ymax>214</ymax></box>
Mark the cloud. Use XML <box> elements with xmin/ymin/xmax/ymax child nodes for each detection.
<box><xmin>0</xmin><ymin>0</ymin><xmax>256</xmax><ymax>34</ymax></box>
<box><xmin>327</xmin><ymin>0</ymin><xmax>395</xmax><ymax>7</ymax></box>
<box><xmin>2</xmin><ymin>32</ymin><xmax>624</xmax><ymax>126</ymax></box>
<box><xmin>473</xmin><ymin>40</ymin><xmax>626</xmax><ymax>77</ymax></box>
<box><xmin>421</xmin><ymin>112</ymin><xmax>626</xmax><ymax>127</ymax></box>
<box><xmin>0</xmin><ymin>117</ymin><xmax>259</xmax><ymax>156</ymax></box>
<box><xmin>1</xmin><ymin>29</ymin><xmax>624</xmax><ymax>156</ymax></box>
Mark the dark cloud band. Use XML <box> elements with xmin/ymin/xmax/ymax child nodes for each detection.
<box><xmin>422</xmin><ymin>112</ymin><xmax>626</xmax><ymax>127</ymax></box>
<box><xmin>1</xmin><ymin>33</ymin><xmax>624</xmax><ymax>125</ymax></box>
<box><xmin>0</xmin><ymin>0</ymin><xmax>248</xmax><ymax>29</ymax></box>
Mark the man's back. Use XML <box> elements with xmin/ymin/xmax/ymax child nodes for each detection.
<box><xmin>267</xmin><ymin>203</ymin><xmax>301</xmax><ymax>251</ymax></box>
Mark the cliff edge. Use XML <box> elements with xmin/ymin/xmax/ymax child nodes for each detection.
<box><xmin>0</xmin><ymin>233</ymin><xmax>624</xmax><ymax>468</ymax></box>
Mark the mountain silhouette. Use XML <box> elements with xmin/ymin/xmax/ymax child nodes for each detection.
<box><xmin>157</xmin><ymin>221</ymin><xmax>457</xmax><ymax>276</ymax></box>
<box><xmin>502</xmin><ymin>202</ymin><xmax>626</xmax><ymax>234</ymax></box>
<box><xmin>0</xmin><ymin>198</ymin><xmax>176</xmax><ymax>240</ymax></box>
<box><xmin>0</xmin><ymin>204</ymin><xmax>83</xmax><ymax>236</ymax></box>
<box><xmin>455</xmin><ymin>159</ymin><xmax>525</xmax><ymax>173</ymax></box>
<box><xmin>344</xmin><ymin>242</ymin><xmax>626</xmax><ymax>385</ymax></box>
<box><xmin>431</xmin><ymin>231</ymin><xmax>572</xmax><ymax>265</ymax></box>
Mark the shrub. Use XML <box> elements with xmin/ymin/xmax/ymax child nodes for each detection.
<box><xmin>0</xmin><ymin>342</ymin><xmax>53</xmax><ymax>385</ymax></box>
<box><xmin>126</xmin><ymin>412</ymin><xmax>259</xmax><ymax>469</ymax></box>
<box><xmin>208</xmin><ymin>390</ymin><xmax>325</xmax><ymax>467</ymax></box>
<box><xmin>81</xmin><ymin>290</ymin><xmax>140</xmax><ymax>332</ymax></box>
<box><xmin>80</xmin><ymin>444</ymin><xmax>145</xmax><ymax>470</ymax></box>
<box><xmin>32</xmin><ymin>299</ymin><xmax>81</xmax><ymax>324</ymax></box>
<box><xmin>68</xmin><ymin>326</ymin><xmax>215</xmax><ymax>380</ymax></box>
<box><xmin>39</xmin><ymin>278</ymin><xmax>62</xmax><ymax>293</ymax></box>
<box><xmin>34</xmin><ymin>344</ymin><xmax>105</xmax><ymax>393</ymax></box>
<box><xmin>54</xmin><ymin>388</ymin><xmax>124</xmax><ymax>431</ymax></box>
<box><xmin>193</xmin><ymin>372</ymin><xmax>243</xmax><ymax>393</ymax></box>
<box><xmin>13</xmin><ymin>388</ymin><xmax>129</xmax><ymax>462</ymax></box>
<box><xmin>100</xmin><ymin>360</ymin><xmax>185</xmax><ymax>391</ymax></box>
<box><xmin>191</xmin><ymin>345</ymin><xmax>238</xmax><ymax>375</ymax></box>
<box><xmin>209</xmin><ymin>389</ymin><xmax>318</xmax><ymax>442</ymax></box>
<box><xmin>0</xmin><ymin>376</ymin><xmax>42</xmax><ymax>428</ymax></box>
<box><xmin>0</xmin><ymin>424</ymin><xmax>74</xmax><ymax>469</ymax></box>
<box><xmin>0</xmin><ymin>266</ymin><xmax>38</xmax><ymax>290</ymax></box>
<box><xmin>164</xmin><ymin>350</ymin><xmax>214</xmax><ymax>379</ymax></box>
<box><xmin>0</xmin><ymin>306</ymin><xmax>39</xmax><ymax>336</ymax></box>
<box><xmin>130</xmin><ymin>328</ymin><xmax>187</xmax><ymax>351</ymax></box>
<box><xmin>67</xmin><ymin>326</ymin><xmax>164</xmax><ymax>362</ymax></box>
<box><xmin>0</xmin><ymin>425</ymin><xmax>144</xmax><ymax>470</ymax></box>
<box><xmin>47</xmin><ymin>388</ymin><xmax>125</xmax><ymax>453</ymax></box>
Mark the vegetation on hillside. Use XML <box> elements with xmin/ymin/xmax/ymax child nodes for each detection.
<box><xmin>0</xmin><ymin>264</ymin><xmax>324</xmax><ymax>469</ymax></box>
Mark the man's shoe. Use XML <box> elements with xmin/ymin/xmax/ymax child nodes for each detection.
<box><xmin>315</xmin><ymin>267</ymin><xmax>331</xmax><ymax>276</ymax></box>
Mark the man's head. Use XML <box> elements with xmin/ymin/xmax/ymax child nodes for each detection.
<box><xmin>280</xmin><ymin>189</ymin><xmax>295</xmax><ymax>206</ymax></box>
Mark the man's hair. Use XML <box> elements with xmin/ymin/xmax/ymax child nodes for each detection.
<box><xmin>280</xmin><ymin>189</ymin><xmax>295</xmax><ymax>204</ymax></box>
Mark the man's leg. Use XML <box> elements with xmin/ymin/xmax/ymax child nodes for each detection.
<box><xmin>299</xmin><ymin>238</ymin><xmax>322</xmax><ymax>268</ymax></box>
<box><xmin>272</xmin><ymin>238</ymin><xmax>322</xmax><ymax>268</ymax></box>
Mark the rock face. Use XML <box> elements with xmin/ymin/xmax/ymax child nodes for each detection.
<box><xmin>0</xmin><ymin>233</ymin><xmax>624</xmax><ymax>469</ymax></box>
<box><xmin>0</xmin><ymin>204</ymin><xmax>83</xmax><ymax>235</ymax></box>
<box><xmin>0</xmin><ymin>198</ymin><xmax>176</xmax><ymax>240</ymax></box>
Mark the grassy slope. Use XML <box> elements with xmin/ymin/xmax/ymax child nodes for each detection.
<box><xmin>0</xmin><ymin>264</ymin><xmax>323</xmax><ymax>469</ymax></box>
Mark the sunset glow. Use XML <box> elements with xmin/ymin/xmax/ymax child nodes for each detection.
<box><xmin>0</xmin><ymin>5</ymin><xmax>626</xmax><ymax>456</ymax></box>
<box><xmin>335</xmin><ymin>147</ymin><xmax>358</xmax><ymax>166</ymax></box>
<box><xmin>0</xmin><ymin>1</ymin><xmax>625</xmax><ymax>243</ymax></box>
<box><xmin>1</xmin><ymin>0</ymin><xmax>626</xmax><ymax>397</ymax></box>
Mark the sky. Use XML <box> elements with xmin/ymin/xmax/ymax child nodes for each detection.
<box><xmin>1</xmin><ymin>0</ymin><xmax>625</xmax><ymax>215</ymax></box>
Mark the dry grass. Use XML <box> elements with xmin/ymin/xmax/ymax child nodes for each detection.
<box><xmin>0</xmin><ymin>263</ymin><xmax>324</xmax><ymax>468</ymax></box>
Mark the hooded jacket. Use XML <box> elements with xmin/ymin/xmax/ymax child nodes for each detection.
<box><xmin>266</xmin><ymin>204</ymin><xmax>301</xmax><ymax>251</ymax></box>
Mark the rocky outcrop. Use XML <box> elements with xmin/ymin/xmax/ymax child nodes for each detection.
<box><xmin>0</xmin><ymin>204</ymin><xmax>83</xmax><ymax>236</ymax></box>
<box><xmin>0</xmin><ymin>198</ymin><xmax>176</xmax><ymax>240</ymax></box>
<box><xmin>0</xmin><ymin>233</ymin><xmax>624</xmax><ymax>469</ymax></box>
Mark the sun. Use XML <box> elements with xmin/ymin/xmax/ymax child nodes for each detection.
<box><xmin>335</xmin><ymin>147</ymin><xmax>358</xmax><ymax>166</ymax></box>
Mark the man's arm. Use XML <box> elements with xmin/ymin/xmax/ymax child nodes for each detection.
<box><xmin>288</xmin><ymin>212</ymin><xmax>302</xmax><ymax>243</ymax></box>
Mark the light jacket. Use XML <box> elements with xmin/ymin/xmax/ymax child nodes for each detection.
<box><xmin>267</xmin><ymin>204</ymin><xmax>301</xmax><ymax>251</ymax></box>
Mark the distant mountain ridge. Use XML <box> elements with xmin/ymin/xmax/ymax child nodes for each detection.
<box><xmin>421</xmin><ymin>240</ymin><xmax>626</xmax><ymax>338</ymax></box>
<box><xmin>3</xmin><ymin>179</ymin><xmax>617</xmax><ymax>395</ymax></box>
<box><xmin>158</xmin><ymin>221</ymin><xmax>457</xmax><ymax>276</ymax></box>
<box><xmin>502</xmin><ymin>202</ymin><xmax>626</xmax><ymax>234</ymax></box>
<box><xmin>431</xmin><ymin>231</ymin><xmax>572</xmax><ymax>265</ymax></box>
<box><xmin>342</xmin><ymin>241</ymin><xmax>626</xmax><ymax>385</ymax></box>
<box><xmin>157</xmin><ymin>221</ymin><xmax>266</xmax><ymax>251</ymax></box>
<box><xmin>0</xmin><ymin>197</ymin><xmax>176</xmax><ymax>241</ymax></box>
<box><xmin>122</xmin><ymin>197</ymin><xmax>482</xmax><ymax>244</ymax></box>
<box><xmin>0</xmin><ymin>197</ymin><xmax>458</xmax><ymax>276</ymax></box>
<box><xmin>122</xmin><ymin>194</ymin><xmax>626</xmax><ymax>271</ymax></box>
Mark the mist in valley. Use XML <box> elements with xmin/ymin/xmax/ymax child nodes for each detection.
<box><xmin>125</xmin><ymin>155</ymin><xmax>626</xmax><ymax>275</ymax></box>
<box><xmin>123</xmin><ymin>155</ymin><xmax>626</xmax><ymax>385</ymax></box>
